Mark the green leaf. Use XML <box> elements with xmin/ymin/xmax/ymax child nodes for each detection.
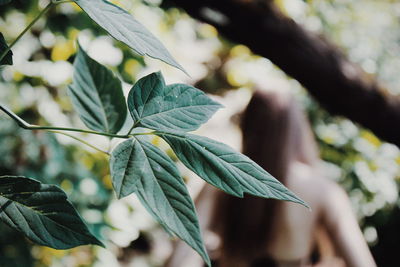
<box><xmin>73</xmin><ymin>0</ymin><xmax>186</xmax><ymax>74</ymax></box>
<box><xmin>0</xmin><ymin>176</ymin><xmax>103</xmax><ymax>249</ymax></box>
<box><xmin>0</xmin><ymin>0</ymin><xmax>11</xmax><ymax>5</ymax></box>
<box><xmin>128</xmin><ymin>72</ymin><xmax>222</xmax><ymax>132</ymax></box>
<box><xmin>157</xmin><ymin>131</ymin><xmax>308</xmax><ymax>207</ymax></box>
<box><xmin>109</xmin><ymin>137</ymin><xmax>210</xmax><ymax>265</ymax></box>
<box><xmin>68</xmin><ymin>44</ymin><xmax>127</xmax><ymax>134</ymax></box>
<box><xmin>109</xmin><ymin>138</ymin><xmax>144</xmax><ymax>198</ymax></box>
<box><xmin>0</xmin><ymin>33</ymin><xmax>13</xmax><ymax>65</ymax></box>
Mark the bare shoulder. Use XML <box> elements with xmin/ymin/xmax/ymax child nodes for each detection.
<box><xmin>286</xmin><ymin>162</ymin><xmax>348</xmax><ymax>212</ymax></box>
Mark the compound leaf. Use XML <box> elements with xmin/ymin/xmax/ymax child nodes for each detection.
<box><xmin>109</xmin><ymin>137</ymin><xmax>210</xmax><ymax>265</ymax></box>
<box><xmin>68</xmin><ymin>44</ymin><xmax>127</xmax><ymax>134</ymax></box>
<box><xmin>0</xmin><ymin>33</ymin><xmax>12</xmax><ymax>65</ymax></box>
<box><xmin>0</xmin><ymin>176</ymin><xmax>103</xmax><ymax>249</ymax></box>
<box><xmin>157</xmin><ymin>131</ymin><xmax>308</xmax><ymax>207</ymax></box>
<box><xmin>128</xmin><ymin>72</ymin><xmax>222</xmax><ymax>132</ymax></box>
<box><xmin>73</xmin><ymin>0</ymin><xmax>186</xmax><ymax>73</ymax></box>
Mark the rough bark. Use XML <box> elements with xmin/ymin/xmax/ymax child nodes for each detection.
<box><xmin>165</xmin><ymin>0</ymin><xmax>400</xmax><ymax>147</ymax></box>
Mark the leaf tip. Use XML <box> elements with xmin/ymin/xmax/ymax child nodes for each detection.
<box><xmin>290</xmin><ymin>194</ymin><xmax>310</xmax><ymax>210</ymax></box>
<box><xmin>0</xmin><ymin>32</ymin><xmax>13</xmax><ymax>66</ymax></box>
<box><xmin>154</xmin><ymin>71</ymin><xmax>165</xmax><ymax>83</ymax></box>
<box><xmin>75</xmin><ymin>40</ymin><xmax>86</xmax><ymax>56</ymax></box>
<box><xmin>115</xmin><ymin>190</ymin><xmax>125</xmax><ymax>200</ymax></box>
<box><xmin>303</xmin><ymin>200</ymin><xmax>311</xmax><ymax>210</ymax></box>
<box><xmin>179</xmin><ymin>64</ymin><xmax>190</xmax><ymax>77</ymax></box>
<box><xmin>95</xmin><ymin>239</ymin><xmax>106</xmax><ymax>248</ymax></box>
<box><xmin>203</xmin><ymin>252</ymin><xmax>212</xmax><ymax>267</ymax></box>
<box><xmin>215</xmin><ymin>102</ymin><xmax>225</xmax><ymax>110</ymax></box>
<box><xmin>115</xmin><ymin>188</ymin><xmax>132</xmax><ymax>200</ymax></box>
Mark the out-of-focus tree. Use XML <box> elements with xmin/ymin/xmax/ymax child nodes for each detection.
<box><xmin>164</xmin><ymin>0</ymin><xmax>400</xmax><ymax>148</ymax></box>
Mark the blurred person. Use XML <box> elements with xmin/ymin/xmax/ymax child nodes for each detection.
<box><xmin>166</xmin><ymin>90</ymin><xmax>376</xmax><ymax>267</ymax></box>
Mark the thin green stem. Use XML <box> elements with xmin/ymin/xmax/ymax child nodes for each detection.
<box><xmin>30</xmin><ymin>125</ymin><xmax>131</xmax><ymax>138</ymax></box>
<box><xmin>131</xmin><ymin>132</ymin><xmax>155</xmax><ymax>136</ymax></box>
<box><xmin>49</xmin><ymin>130</ymin><xmax>110</xmax><ymax>155</ymax></box>
<box><xmin>127</xmin><ymin>124</ymin><xmax>136</xmax><ymax>135</ymax></box>
<box><xmin>0</xmin><ymin>2</ymin><xmax>54</xmax><ymax>62</ymax></box>
<box><xmin>0</xmin><ymin>104</ymin><xmax>132</xmax><ymax>139</ymax></box>
<box><xmin>127</xmin><ymin>121</ymin><xmax>140</xmax><ymax>134</ymax></box>
<box><xmin>52</xmin><ymin>0</ymin><xmax>73</xmax><ymax>4</ymax></box>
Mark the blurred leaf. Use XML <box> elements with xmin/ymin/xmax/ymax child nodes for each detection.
<box><xmin>0</xmin><ymin>33</ymin><xmax>12</xmax><ymax>65</ymax></box>
<box><xmin>0</xmin><ymin>176</ymin><xmax>103</xmax><ymax>249</ymax></box>
<box><xmin>109</xmin><ymin>137</ymin><xmax>210</xmax><ymax>265</ymax></box>
<box><xmin>68</xmin><ymin>44</ymin><xmax>127</xmax><ymax>134</ymax></box>
<box><xmin>157</xmin><ymin>131</ymin><xmax>308</xmax><ymax>207</ymax></box>
<box><xmin>73</xmin><ymin>0</ymin><xmax>186</xmax><ymax>74</ymax></box>
<box><xmin>128</xmin><ymin>72</ymin><xmax>222</xmax><ymax>132</ymax></box>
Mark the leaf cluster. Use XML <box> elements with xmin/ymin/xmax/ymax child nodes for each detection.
<box><xmin>72</xmin><ymin>46</ymin><xmax>306</xmax><ymax>265</ymax></box>
<box><xmin>0</xmin><ymin>0</ymin><xmax>307</xmax><ymax>265</ymax></box>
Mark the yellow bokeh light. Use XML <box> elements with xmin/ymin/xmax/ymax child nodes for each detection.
<box><xmin>230</xmin><ymin>44</ymin><xmax>251</xmax><ymax>58</ymax></box>
<box><xmin>395</xmin><ymin>156</ymin><xmax>400</xmax><ymax>165</ymax></box>
<box><xmin>12</xmin><ymin>71</ymin><xmax>24</xmax><ymax>82</ymax></box>
<box><xmin>81</xmin><ymin>154</ymin><xmax>95</xmax><ymax>169</ymax></box>
<box><xmin>102</xmin><ymin>174</ymin><xmax>113</xmax><ymax>189</ymax></box>
<box><xmin>199</xmin><ymin>24</ymin><xmax>218</xmax><ymax>38</ymax></box>
<box><xmin>124</xmin><ymin>59</ymin><xmax>141</xmax><ymax>76</ymax></box>
<box><xmin>51</xmin><ymin>41</ymin><xmax>75</xmax><ymax>61</ymax></box>
<box><xmin>67</xmin><ymin>28</ymin><xmax>80</xmax><ymax>42</ymax></box>
<box><xmin>361</xmin><ymin>131</ymin><xmax>381</xmax><ymax>147</ymax></box>
<box><xmin>60</xmin><ymin>179</ymin><xmax>73</xmax><ymax>192</ymax></box>
<box><xmin>368</xmin><ymin>161</ymin><xmax>378</xmax><ymax>172</ymax></box>
<box><xmin>67</xmin><ymin>2</ymin><xmax>82</xmax><ymax>12</ymax></box>
<box><xmin>227</xmin><ymin>69</ymin><xmax>249</xmax><ymax>87</ymax></box>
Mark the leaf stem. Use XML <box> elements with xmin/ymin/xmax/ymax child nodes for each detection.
<box><xmin>48</xmin><ymin>130</ymin><xmax>110</xmax><ymax>155</ymax></box>
<box><xmin>0</xmin><ymin>2</ymin><xmax>54</xmax><ymax>63</ymax></box>
<box><xmin>52</xmin><ymin>0</ymin><xmax>73</xmax><ymax>4</ymax></box>
<box><xmin>131</xmin><ymin>132</ymin><xmax>155</xmax><ymax>136</ymax></box>
<box><xmin>127</xmin><ymin>124</ymin><xmax>136</xmax><ymax>134</ymax></box>
<box><xmin>29</xmin><ymin>125</ymin><xmax>131</xmax><ymax>138</ymax></box>
<box><xmin>0</xmin><ymin>104</ymin><xmax>132</xmax><ymax>139</ymax></box>
<box><xmin>127</xmin><ymin>121</ymin><xmax>140</xmax><ymax>134</ymax></box>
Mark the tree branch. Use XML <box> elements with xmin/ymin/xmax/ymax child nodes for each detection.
<box><xmin>166</xmin><ymin>0</ymin><xmax>400</xmax><ymax>147</ymax></box>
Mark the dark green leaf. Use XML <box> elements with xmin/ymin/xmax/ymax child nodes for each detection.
<box><xmin>0</xmin><ymin>33</ymin><xmax>13</xmax><ymax>65</ymax></box>
<box><xmin>0</xmin><ymin>176</ymin><xmax>103</xmax><ymax>249</ymax></box>
<box><xmin>128</xmin><ymin>72</ymin><xmax>222</xmax><ymax>132</ymax></box>
<box><xmin>68</xmin><ymin>44</ymin><xmax>127</xmax><ymax>134</ymax></box>
<box><xmin>157</xmin><ymin>131</ymin><xmax>308</xmax><ymax>207</ymax></box>
<box><xmin>109</xmin><ymin>138</ymin><xmax>144</xmax><ymax>198</ymax></box>
<box><xmin>109</xmin><ymin>137</ymin><xmax>210</xmax><ymax>265</ymax></box>
<box><xmin>73</xmin><ymin>0</ymin><xmax>186</xmax><ymax>74</ymax></box>
<box><xmin>0</xmin><ymin>0</ymin><xmax>11</xmax><ymax>5</ymax></box>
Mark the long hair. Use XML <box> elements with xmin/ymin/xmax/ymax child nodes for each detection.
<box><xmin>210</xmin><ymin>90</ymin><xmax>319</xmax><ymax>266</ymax></box>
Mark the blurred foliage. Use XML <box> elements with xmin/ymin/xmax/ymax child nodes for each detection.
<box><xmin>0</xmin><ymin>113</ymin><xmax>112</xmax><ymax>266</ymax></box>
<box><xmin>0</xmin><ymin>0</ymin><xmax>400</xmax><ymax>266</ymax></box>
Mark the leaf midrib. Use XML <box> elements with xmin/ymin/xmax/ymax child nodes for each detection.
<box><xmin>139</xmin><ymin>103</ymin><xmax>220</xmax><ymax>125</ymax></box>
<box><xmin>0</xmin><ymin>194</ymin><xmax>95</xmax><ymax>241</ymax></box>
<box><xmin>116</xmin><ymin>139</ymin><xmax>137</xmax><ymax>198</ymax></box>
<box><xmin>86</xmin><ymin>57</ymin><xmax>111</xmax><ymax>133</ymax></box>
<box><xmin>134</xmin><ymin>138</ymin><xmax>201</xmax><ymax>249</ymax></box>
<box><xmin>160</xmin><ymin>132</ymin><xmax>265</xmax><ymax>196</ymax></box>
